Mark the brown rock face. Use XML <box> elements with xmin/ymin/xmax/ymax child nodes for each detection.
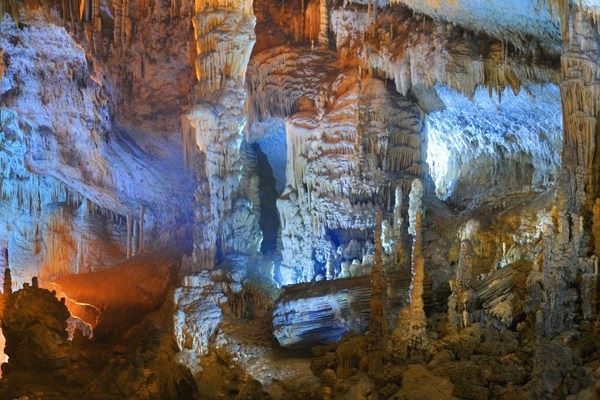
<box><xmin>95</xmin><ymin>0</ymin><xmax>196</xmax><ymax>136</ymax></box>
<box><xmin>396</xmin><ymin>364</ymin><xmax>454</xmax><ymax>400</ymax></box>
<box><xmin>1</xmin><ymin>285</ymin><xmax>70</xmax><ymax>371</ymax></box>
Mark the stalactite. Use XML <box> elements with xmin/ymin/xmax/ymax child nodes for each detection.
<box><xmin>126</xmin><ymin>213</ymin><xmax>132</xmax><ymax>258</ymax></box>
<box><xmin>132</xmin><ymin>219</ymin><xmax>139</xmax><ymax>256</ymax></box>
<box><xmin>542</xmin><ymin>0</ymin><xmax>570</xmax><ymax>42</ymax></box>
<box><xmin>138</xmin><ymin>205</ymin><xmax>145</xmax><ymax>253</ymax></box>
<box><xmin>355</xmin><ymin>7</ymin><xmax>558</xmax><ymax>99</ymax></box>
<box><xmin>560</xmin><ymin>10</ymin><xmax>600</xmax><ymax>211</ymax></box>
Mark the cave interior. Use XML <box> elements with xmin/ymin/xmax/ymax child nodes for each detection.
<box><xmin>1</xmin><ymin>0</ymin><xmax>600</xmax><ymax>399</ymax></box>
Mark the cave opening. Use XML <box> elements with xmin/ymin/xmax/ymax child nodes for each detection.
<box><xmin>255</xmin><ymin>143</ymin><xmax>280</xmax><ymax>254</ymax></box>
<box><xmin>253</xmin><ymin>123</ymin><xmax>287</xmax><ymax>255</ymax></box>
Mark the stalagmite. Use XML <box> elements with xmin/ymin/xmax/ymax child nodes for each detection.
<box><xmin>393</xmin><ymin>186</ymin><xmax>406</xmax><ymax>266</ymax></box>
<box><xmin>448</xmin><ymin>219</ymin><xmax>478</xmax><ymax>332</ymax></box>
<box><xmin>3</xmin><ymin>267</ymin><xmax>12</xmax><ymax>298</ymax></box>
<box><xmin>393</xmin><ymin>178</ymin><xmax>428</xmax><ymax>359</ymax></box>
<box><xmin>407</xmin><ymin>179</ymin><xmax>426</xmax><ymax>337</ymax></box>
<box><xmin>368</xmin><ymin>208</ymin><xmax>388</xmax><ymax>373</ymax></box>
<box><xmin>325</xmin><ymin>256</ymin><xmax>335</xmax><ymax>280</ymax></box>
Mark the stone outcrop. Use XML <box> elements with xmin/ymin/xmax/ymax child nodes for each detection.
<box><xmin>1</xmin><ymin>280</ymin><xmax>71</xmax><ymax>371</ymax></box>
<box><xmin>173</xmin><ymin>271</ymin><xmax>229</xmax><ymax>374</ymax></box>
<box><xmin>272</xmin><ymin>270</ymin><xmax>433</xmax><ymax>348</ymax></box>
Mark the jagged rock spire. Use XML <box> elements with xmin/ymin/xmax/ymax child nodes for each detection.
<box><xmin>3</xmin><ymin>268</ymin><xmax>12</xmax><ymax>298</ymax></box>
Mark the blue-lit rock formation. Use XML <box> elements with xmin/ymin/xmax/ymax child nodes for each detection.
<box><xmin>272</xmin><ymin>271</ymin><xmax>433</xmax><ymax>348</ymax></box>
<box><xmin>0</xmin><ymin>16</ymin><xmax>193</xmax><ymax>285</ymax></box>
<box><xmin>426</xmin><ymin>84</ymin><xmax>563</xmax><ymax>207</ymax></box>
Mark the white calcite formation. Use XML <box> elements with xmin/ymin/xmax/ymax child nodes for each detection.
<box><xmin>173</xmin><ymin>271</ymin><xmax>229</xmax><ymax>374</ymax></box>
<box><xmin>184</xmin><ymin>0</ymin><xmax>261</xmax><ymax>270</ymax></box>
<box><xmin>426</xmin><ymin>84</ymin><xmax>563</xmax><ymax>207</ymax></box>
<box><xmin>275</xmin><ymin>73</ymin><xmax>424</xmax><ymax>284</ymax></box>
<box><xmin>272</xmin><ymin>270</ymin><xmax>419</xmax><ymax>348</ymax></box>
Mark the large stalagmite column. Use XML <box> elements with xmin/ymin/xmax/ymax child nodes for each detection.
<box><xmin>537</xmin><ymin>7</ymin><xmax>600</xmax><ymax>339</ymax></box>
<box><xmin>185</xmin><ymin>0</ymin><xmax>260</xmax><ymax>269</ymax></box>
<box><xmin>407</xmin><ymin>179</ymin><xmax>426</xmax><ymax>336</ymax></box>
<box><xmin>392</xmin><ymin>178</ymin><xmax>428</xmax><ymax>359</ymax></box>
<box><xmin>318</xmin><ymin>0</ymin><xmax>329</xmax><ymax>46</ymax></box>
<box><xmin>368</xmin><ymin>208</ymin><xmax>388</xmax><ymax>374</ymax></box>
<box><xmin>560</xmin><ymin>9</ymin><xmax>600</xmax><ymax>211</ymax></box>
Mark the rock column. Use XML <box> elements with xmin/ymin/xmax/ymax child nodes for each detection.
<box><xmin>368</xmin><ymin>208</ymin><xmax>388</xmax><ymax>373</ymax></box>
<box><xmin>560</xmin><ymin>9</ymin><xmax>600</xmax><ymax>211</ymax></box>
<box><xmin>407</xmin><ymin>179</ymin><xmax>427</xmax><ymax>341</ymax></box>
<box><xmin>393</xmin><ymin>179</ymin><xmax>428</xmax><ymax>359</ymax></box>
<box><xmin>448</xmin><ymin>219</ymin><xmax>478</xmax><ymax>332</ymax></box>
<box><xmin>185</xmin><ymin>0</ymin><xmax>261</xmax><ymax>269</ymax></box>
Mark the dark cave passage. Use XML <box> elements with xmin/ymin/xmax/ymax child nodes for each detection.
<box><xmin>255</xmin><ymin>143</ymin><xmax>281</xmax><ymax>254</ymax></box>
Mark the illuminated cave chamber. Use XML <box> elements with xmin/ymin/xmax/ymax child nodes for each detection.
<box><xmin>5</xmin><ymin>0</ymin><xmax>600</xmax><ymax>399</ymax></box>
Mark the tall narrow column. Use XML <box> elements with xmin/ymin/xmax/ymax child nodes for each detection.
<box><xmin>393</xmin><ymin>179</ymin><xmax>428</xmax><ymax>358</ymax></box>
<box><xmin>185</xmin><ymin>0</ymin><xmax>260</xmax><ymax>270</ymax></box>
<box><xmin>407</xmin><ymin>179</ymin><xmax>426</xmax><ymax>337</ymax></box>
<box><xmin>538</xmin><ymin>7</ymin><xmax>600</xmax><ymax>339</ymax></box>
<box><xmin>368</xmin><ymin>208</ymin><xmax>388</xmax><ymax>374</ymax></box>
<box><xmin>560</xmin><ymin>9</ymin><xmax>600</xmax><ymax>211</ymax></box>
